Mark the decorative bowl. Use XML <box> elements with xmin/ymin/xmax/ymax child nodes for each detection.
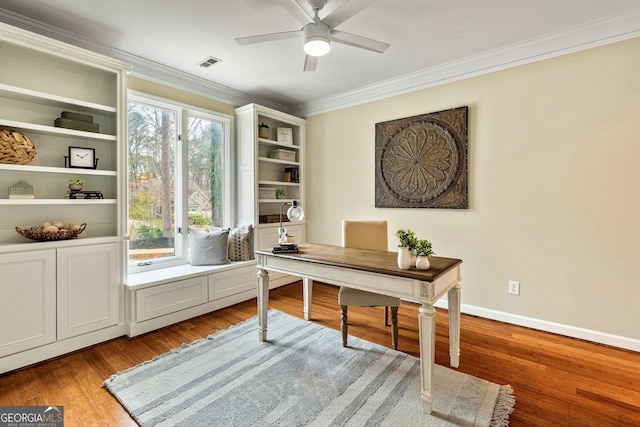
<box><xmin>15</xmin><ymin>223</ymin><xmax>87</xmax><ymax>241</ymax></box>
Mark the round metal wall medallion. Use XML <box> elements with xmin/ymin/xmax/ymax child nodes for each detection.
<box><xmin>375</xmin><ymin>106</ymin><xmax>468</xmax><ymax>209</ymax></box>
<box><xmin>381</xmin><ymin>121</ymin><xmax>459</xmax><ymax>203</ymax></box>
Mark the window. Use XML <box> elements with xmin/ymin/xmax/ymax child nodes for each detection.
<box><xmin>127</xmin><ymin>92</ymin><xmax>232</xmax><ymax>271</ymax></box>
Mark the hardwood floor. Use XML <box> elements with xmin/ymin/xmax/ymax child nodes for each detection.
<box><xmin>1</xmin><ymin>282</ymin><xmax>638</xmax><ymax>426</ymax></box>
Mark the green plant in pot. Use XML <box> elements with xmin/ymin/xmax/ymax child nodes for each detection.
<box><xmin>413</xmin><ymin>238</ymin><xmax>434</xmax><ymax>270</ymax></box>
<box><xmin>67</xmin><ymin>178</ymin><xmax>83</xmax><ymax>191</ymax></box>
<box><xmin>395</xmin><ymin>229</ymin><xmax>417</xmax><ymax>269</ymax></box>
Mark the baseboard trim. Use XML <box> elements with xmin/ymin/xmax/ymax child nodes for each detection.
<box><xmin>433</xmin><ymin>299</ymin><xmax>640</xmax><ymax>353</ymax></box>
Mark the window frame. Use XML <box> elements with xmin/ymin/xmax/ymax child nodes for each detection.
<box><xmin>127</xmin><ymin>91</ymin><xmax>234</xmax><ymax>273</ymax></box>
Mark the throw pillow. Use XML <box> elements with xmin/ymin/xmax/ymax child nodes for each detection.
<box><xmin>226</xmin><ymin>224</ymin><xmax>254</xmax><ymax>261</ymax></box>
<box><xmin>189</xmin><ymin>227</ymin><xmax>230</xmax><ymax>266</ymax></box>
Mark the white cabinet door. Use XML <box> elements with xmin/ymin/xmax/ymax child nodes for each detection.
<box><xmin>57</xmin><ymin>243</ymin><xmax>120</xmax><ymax>340</ymax></box>
<box><xmin>0</xmin><ymin>249</ymin><xmax>56</xmax><ymax>357</ymax></box>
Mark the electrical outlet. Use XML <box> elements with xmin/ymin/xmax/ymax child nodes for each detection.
<box><xmin>508</xmin><ymin>280</ymin><xmax>520</xmax><ymax>295</ymax></box>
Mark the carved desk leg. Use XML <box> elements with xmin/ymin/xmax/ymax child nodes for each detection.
<box><xmin>257</xmin><ymin>268</ymin><xmax>269</xmax><ymax>342</ymax></box>
<box><xmin>418</xmin><ymin>303</ymin><xmax>436</xmax><ymax>414</ymax></box>
<box><xmin>448</xmin><ymin>283</ymin><xmax>461</xmax><ymax>368</ymax></box>
<box><xmin>303</xmin><ymin>277</ymin><xmax>313</xmax><ymax>321</ymax></box>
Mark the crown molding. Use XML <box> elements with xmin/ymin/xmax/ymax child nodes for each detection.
<box><xmin>0</xmin><ymin>8</ymin><xmax>288</xmax><ymax>112</ymax></box>
<box><xmin>0</xmin><ymin>20</ymin><xmax>131</xmax><ymax>73</ymax></box>
<box><xmin>290</xmin><ymin>9</ymin><xmax>640</xmax><ymax>117</ymax></box>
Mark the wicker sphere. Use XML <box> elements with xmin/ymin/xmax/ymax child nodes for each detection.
<box><xmin>0</xmin><ymin>129</ymin><xmax>36</xmax><ymax>165</ymax></box>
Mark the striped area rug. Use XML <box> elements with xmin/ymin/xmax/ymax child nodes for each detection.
<box><xmin>104</xmin><ymin>310</ymin><xmax>514</xmax><ymax>426</ymax></box>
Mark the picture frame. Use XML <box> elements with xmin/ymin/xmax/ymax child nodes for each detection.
<box><xmin>277</xmin><ymin>127</ymin><xmax>293</xmax><ymax>144</ymax></box>
<box><xmin>65</xmin><ymin>146</ymin><xmax>98</xmax><ymax>169</ymax></box>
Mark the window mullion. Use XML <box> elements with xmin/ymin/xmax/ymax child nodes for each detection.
<box><xmin>175</xmin><ymin>110</ymin><xmax>189</xmax><ymax>257</ymax></box>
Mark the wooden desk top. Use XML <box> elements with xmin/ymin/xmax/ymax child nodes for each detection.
<box><xmin>256</xmin><ymin>243</ymin><xmax>462</xmax><ymax>283</ymax></box>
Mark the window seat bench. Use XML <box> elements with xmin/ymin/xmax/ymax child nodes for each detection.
<box><xmin>125</xmin><ymin>261</ymin><xmax>257</xmax><ymax>337</ymax></box>
<box><xmin>125</xmin><ymin>260</ymin><xmax>300</xmax><ymax>337</ymax></box>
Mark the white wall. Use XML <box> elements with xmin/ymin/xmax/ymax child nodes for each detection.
<box><xmin>304</xmin><ymin>37</ymin><xmax>640</xmax><ymax>345</ymax></box>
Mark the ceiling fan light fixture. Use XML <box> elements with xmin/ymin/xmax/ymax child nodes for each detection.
<box><xmin>303</xmin><ymin>22</ymin><xmax>331</xmax><ymax>57</ymax></box>
<box><xmin>304</xmin><ymin>37</ymin><xmax>331</xmax><ymax>56</ymax></box>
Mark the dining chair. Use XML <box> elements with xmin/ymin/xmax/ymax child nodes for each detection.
<box><xmin>339</xmin><ymin>220</ymin><xmax>400</xmax><ymax>350</ymax></box>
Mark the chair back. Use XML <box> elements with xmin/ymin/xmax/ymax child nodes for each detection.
<box><xmin>342</xmin><ymin>220</ymin><xmax>388</xmax><ymax>251</ymax></box>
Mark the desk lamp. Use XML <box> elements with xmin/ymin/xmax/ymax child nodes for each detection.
<box><xmin>274</xmin><ymin>200</ymin><xmax>304</xmax><ymax>253</ymax></box>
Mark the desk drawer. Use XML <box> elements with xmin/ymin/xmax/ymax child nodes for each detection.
<box><xmin>135</xmin><ymin>276</ymin><xmax>208</xmax><ymax>322</ymax></box>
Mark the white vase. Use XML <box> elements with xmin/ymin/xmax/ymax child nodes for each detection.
<box><xmin>397</xmin><ymin>247</ymin><xmax>411</xmax><ymax>270</ymax></box>
<box><xmin>411</xmin><ymin>255</ymin><xmax>417</xmax><ymax>267</ymax></box>
<box><xmin>415</xmin><ymin>256</ymin><xmax>431</xmax><ymax>270</ymax></box>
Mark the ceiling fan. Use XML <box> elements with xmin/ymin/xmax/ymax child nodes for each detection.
<box><xmin>235</xmin><ymin>0</ymin><xmax>390</xmax><ymax>71</ymax></box>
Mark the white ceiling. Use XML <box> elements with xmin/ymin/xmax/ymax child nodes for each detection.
<box><xmin>1</xmin><ymin>0</ymin><xmax>639</xmax><ymax>116</ymax></box>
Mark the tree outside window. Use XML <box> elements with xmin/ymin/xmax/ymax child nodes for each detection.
<box><xmin>127</xmin><ymin>95</ymin><xmax>228</xmax><ymax>268</ymax></box>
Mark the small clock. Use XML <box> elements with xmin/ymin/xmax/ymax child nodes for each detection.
<box><xmin>65</xmin><ymin>146</ymin><xmax>98</xmax><ymax>169</ymax></box>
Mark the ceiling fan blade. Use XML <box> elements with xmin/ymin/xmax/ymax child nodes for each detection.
<box><xmin>303</xmin><ymin>54</ymin><xmax>318</xmax><ymax>72</ymax></box>
<box><xmin>322</xmin><ymin>0</ymin><xmax>376</xmax><ymax>29</ymax></box>
<box><xmin>235</xmin><ymin>30</ymin><xmax>302</xmax><ymax>45</ymax></box>
<box><xmin>331</xmin><ymin>30</ymin><xmax>390</xmax><ymax>53</ymax></box>
<box><xmin>275</xmin><ymin>0</ymin><xmax>313</xmax><ymax>26</ymax></box>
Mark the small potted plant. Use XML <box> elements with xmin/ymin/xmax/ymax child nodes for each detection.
<box><xmin>395</xmin><ymin>229</ymin><xmax>417</xmax><ymax>269</ymax></box>
<box><xmin>413</xmin><ymin>239</ymin><xmax>434</xmax><ymax>270</ymax></box>
<box><xmin>67</xmin><ymin>178</ymin><xmax>83</xmax><ymax>191</ymax></box>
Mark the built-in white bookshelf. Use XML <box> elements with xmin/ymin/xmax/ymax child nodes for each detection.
<box><xmin>235</xmin><ymin>103</ymin><xmax>306</xmax><ymax>251</ymax></box>
<box><xmin>0</xmin><ymin>21</ymin><xmax>131</xmax><ymax>374</ymax></box>
<box><xmin>0</xmin><ymin>22</ymin><xmax>130</xmax><ymax>245</ymax></box>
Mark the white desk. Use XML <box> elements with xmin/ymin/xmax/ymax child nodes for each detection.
<box><xmin>255</xmin><ymin>243</ymin><xmax>462</xmax><ymax>414</ymax></box>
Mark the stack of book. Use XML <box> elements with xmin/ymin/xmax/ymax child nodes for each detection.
<box><xmin>65</xmin><ymin>190</ymin><xmax>104</xmax><ymax>199</ymax></box>
<box><xmin>272</xmin><ymin>244</ymin><xmax>298</xmax><ymax>254</ymax></box>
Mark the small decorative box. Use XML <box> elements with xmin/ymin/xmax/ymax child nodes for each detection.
<box><xmin>269</xmin><ymin>149</ymin><xmax>296</xmax><ymax>162</ymax></box>
<box><xmin>259</xmin><ymin>187</ymin><xmax>277</xmax><ymax>199</ymax></box>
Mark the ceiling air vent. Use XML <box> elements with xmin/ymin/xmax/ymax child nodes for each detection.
<box><xmin>197</xmin><ymin>56</ymin><xmax>221</xmax><ymax>68</ymax></box>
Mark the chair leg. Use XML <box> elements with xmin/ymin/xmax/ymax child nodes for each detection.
<box><xmin>390</xmin><ymin>306</ymin><xmax>399</xmax><ymax>350</ymax></box>
<box><xmin>384</xmin><ymin>305</ymin><xmax>389</xmax><ymax>326</ymax></box>
<box><xmin>341</xmin><ymin>305</ymin><xmax>348</xmax><ymax>347</ymax></box>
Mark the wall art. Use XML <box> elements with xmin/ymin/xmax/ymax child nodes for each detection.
<box><xmin>375</xmin><ymin>106</ymin><xmax>468</xmax><ymax>209</ymax></box>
